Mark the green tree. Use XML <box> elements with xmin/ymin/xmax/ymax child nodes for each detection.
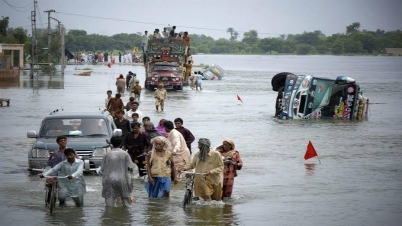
<box><xmin>282</xmin><ymin>40</ymin><xmax>297</xmax><ymax>53</ymax></box>
<box><xmin>0</xmin><ymin>16</ymin><xmax>9</xmax><ymax>36</ymax></box>
<box><xmin>67</xmin><ymin>29</ymin><xmax>87</xmax><ymax>36</ymax></box>
<box><xmin>258</xmin><ymin>38</ymin><xmax>283</xmax><ymax>54</ymax></box>
<box><xmin>296</xmin><ymin>44</ymin><xmax>315</xmax><ymax>55</ymax></box>
<box><xmin>196</xmin><ymin>44</ymin><xmax>210</xmax><ymax>53</ymax></box>
<box><xmin>10</xmin><ymin>27</ymin><xmax>28</xmax><ymax>44</ymax></box>
<box><xmin>331</xmin><ymin>40</ymin><xmax>344</xmax><ymax>54</ymax></box>
<box><xmin>242</xmin><ymin>30</ymin><xmax>259</xmax><ymax>45</ymax></box>
<box><xmin>346</xmin><ymin>22</ymin><xmax>360</xmax><ymax>34</ymax></box>
<box><xmin>295</xmin><ymin>31</ymin><xmax>323</xmax><ymax>45</ymax></box>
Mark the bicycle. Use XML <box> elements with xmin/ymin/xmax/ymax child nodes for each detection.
<box><xmin>135</xmin><ymin>152</ymin><xmax>149</xmax><ymax>182</ymax></box>
<box><xmin>181</xmin><ymin>171</ymin><xmax>206</xmax><ymax>208</ymax></box>
<box><xmin>41</xmin><ymin>176</ymin><xmax>66</xmax><ymax>213</ymax></box>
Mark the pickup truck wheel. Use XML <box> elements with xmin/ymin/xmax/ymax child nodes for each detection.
<box><xmin>176</xmin><ymin>85</ymin><xmax>183</xmax><ymax>91</ymax></box>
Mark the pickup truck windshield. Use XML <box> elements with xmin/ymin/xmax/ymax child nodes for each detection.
<box><xmin>40</xmin><ymin>118</ymin><xmax>109</xmax><ymax>137</ymax></box>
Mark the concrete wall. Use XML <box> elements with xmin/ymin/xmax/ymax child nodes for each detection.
<box><xmin>0</xmin><ymin>69</ymin><xmax>20</xmax><ymax>81</ymax></box>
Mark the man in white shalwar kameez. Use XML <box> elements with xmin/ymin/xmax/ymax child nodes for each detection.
<box><xmin>100</xmin><ymin>136</ymin><xmax>135</xmax><ymax>207</ymax></box>
<box><xmin>163</xmin><ymin>120</ymin><xmax>191</xmax><ymax>180</ymax></box>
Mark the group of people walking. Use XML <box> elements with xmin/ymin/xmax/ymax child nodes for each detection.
<box><xmin>40</xmin><ymin>114</ymin><xmax>243</xmax><ymax>208</ymax></box>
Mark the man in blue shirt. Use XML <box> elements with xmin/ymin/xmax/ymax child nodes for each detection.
<box><xmin>40</xmin><ymin>148</ymin><xmax>87</xmax><ymax>207</ymax></box>
<box><xmin>48</xmin><ymin>136</ymin><xmax>67</xmax><ymax>168</ymax></box>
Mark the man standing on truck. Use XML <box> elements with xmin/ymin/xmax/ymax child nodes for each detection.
<box><xmin>142</xmin><ymin>31</ymin><xmax>149</xmax><ymax>53</ymax></box>
<box><xmin>183</xmin><ymin>31</ymin><xmax>190</xmax><ymax>54</ymax></box>
<box><xmin>169</xmin><ymin>26</ymin><xmax>176</xmax><ymax>37</ymax></box>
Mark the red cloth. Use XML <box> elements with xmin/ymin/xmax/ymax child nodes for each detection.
<box><xmin>304</xmin><ymin>140</ymin><xmax>318</xmax><ymax>160</ymax></box>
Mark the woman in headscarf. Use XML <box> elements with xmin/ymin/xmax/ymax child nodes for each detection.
<box><xmin>144</xmin><ymin>122</ymin><xmax>162</xmax><ymax>139</ymax></box>
<box><xmin>145</xmin><ymin>136</ymin><xmax>176</xmax><ymax>198</ymax></box>
<box><xmin>215</xmin><ymin>139</ymin><xmax>243</xmax><ymax>199</ymax></box>
<box><xmin>155</xmin><ymin>119</ymin><xmax>168</xmax><ymax>137</ymax></box>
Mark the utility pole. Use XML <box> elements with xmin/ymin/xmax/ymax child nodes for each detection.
<box><xmin>60</xmin><ymin>24</ymin><xmax>66</xmax><ymax>75</ymax></box>
<box><xmin>44</xmin><ymin>9</ymin><xmax>55</xmax><ymax>64</ymax></box>
<box><xmin>29</xmin><ymin>0</ymin><xmax>37</xmax><ymax>79</ymax></box>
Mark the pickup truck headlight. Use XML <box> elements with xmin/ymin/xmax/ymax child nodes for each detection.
<box><xmin>31</xmin><ymin>149</ymin><xmax>49</xmax><ymax>158</ymax></box>
<box><xmin>92</xmin><ymin>147</ymin><xmax>111</xmax><ymax>157</ymax></box>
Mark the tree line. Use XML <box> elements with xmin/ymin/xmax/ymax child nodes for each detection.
<box><xmin>1</xmin><ymin>17</ymin><xmax>401</xmax><ymax>65</ymax></box>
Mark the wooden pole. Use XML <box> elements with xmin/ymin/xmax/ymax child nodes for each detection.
<box><xmin>316</xmin><ymin>155</ymin><xmax>321</xmax><ymax>164</ymax></box>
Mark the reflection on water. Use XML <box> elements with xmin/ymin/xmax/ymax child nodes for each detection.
<box><xmin>0</xmin><ymin>71</ymin><xmax>65</xmax><ymax>89</ymax></box>
<box><xmin>101</xmin><ymin>207</ymin><xmax>132</xmax><ymax>226</ymax></box>
<box><xmin>304</xmin><ymin>163</ymin><xmax>316</xmax><ymax>176</ymax></box>
<box><xmin>46</xmin><ymin>208</ymin><xmax>86</xmax><ymax>226</ymax></box>
<box><xmin>188</xmin><ymin>204</ymin><xmax>236</xmax><ymax>226</ymax></box>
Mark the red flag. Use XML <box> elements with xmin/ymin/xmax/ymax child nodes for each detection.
<box><xmin>107</xmin><ymin>63</ymin><xmax>111</xmax><ymax>68</ymax></box>
<box><xmin>237</xmin><ymin>94</ymin><xmax>243</xmax><ymax>103</ymax></box>
<box><xmin>304</xmin><ymin>140</ymin><xmax>318</xmax><ymax>160</ymax></box>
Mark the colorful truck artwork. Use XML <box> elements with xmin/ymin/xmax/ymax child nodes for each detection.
<box><xmin>271</xmin><ymin>72</ymin><xmax>369</xmax><ymax>120</ymax></box>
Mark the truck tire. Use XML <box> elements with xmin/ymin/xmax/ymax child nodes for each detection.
<box><xmin>272</xmin><ymin>72</ymin><xmax>294</xmax><ymax>92</ymax></box>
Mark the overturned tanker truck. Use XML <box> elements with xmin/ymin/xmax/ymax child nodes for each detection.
<box><xmin>272</xmin><ymin>72</ymin><xmax>369</xmax><ymax>120</ymax></box>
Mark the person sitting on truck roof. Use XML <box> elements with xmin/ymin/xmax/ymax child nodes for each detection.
<box><xmin>153</xmin><ymin>29</ymin><xmax>162</xmax><ymax>39</ymax></box>
<box><xmin>162</xmin><ymin>27</ymin><xmax>168</xmax><ymax>38</ymax></box>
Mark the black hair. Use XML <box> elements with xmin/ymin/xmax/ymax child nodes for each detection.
<box><xmin>129</xmin><ymin>97</ymin><xmax>135</xmax><ymax>101</ymax></box>
<box><xmin>172</xmin><ymin>26</ymin><xmax>176</xmax><ymax>29</ymax></box>
<box><xmin>64</xmin><ymin>148</ymin><xmax>76</xmax><ymax>156</ymax></box>
<box><xmin>131</xmin><ymin>113</ymin><xmax>139</xmax><ymax>118</ymax></box>
<box><xmin>107</xmin><ymin>90</ymin><xmax>112</xmax><ymax>93</ymax></box>
<box><xmin>117</xmin><ymin>109</ymin><xmax>125</xmax><ymax>114</ymax></box>
<box><xmin>143</xmin><ymin>116</ymin><xmax>150</xmax><ymax>121</ymax></box>
<box><xmin>131</xmin><ymin>121</ymin><xmax>142</xmax><ymax>129</ymax></box>
<box><xmin>110</xmin><ymin>136</ymin><xmax>123</xmax><ymax>148</ymax></box>
<box><xmin>174</xmin><ymin>118</ymin><xmax>183</xmax><ymax>124</ymax></box>
<box><xmin>56</xmin><ymin>136</ymin><xmax>67</xmax><ymax>143</ymax></box>
<box><xmin>116</xmin><ymin>93</ymin><xmax>121</xmax><ymax>98</ymax></box>
<box><xmin>163</xmin><ymin>120</ymin><xmax>174</xmax><ymax>130</ymax></box>
<box><xmin>132</xmin><ymin>101</ymin><xmax>139</xmax><ymax>106</ymax></box>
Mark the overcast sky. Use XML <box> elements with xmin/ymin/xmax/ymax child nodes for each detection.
<box><xmin>1</xmin><ymin>0</ymin><xmax>402</xmax><ymax>40</ymax></box>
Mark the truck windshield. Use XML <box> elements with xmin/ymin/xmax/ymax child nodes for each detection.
<box><xmin>153</xmin><ymin>65</ymin><xmax>177</xmax><ymax>71</ymax></box>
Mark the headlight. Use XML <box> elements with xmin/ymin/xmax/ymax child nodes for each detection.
<box><xmin>31</xmin><ymin>149</ymin><xmax>49</xmax><ymax>158</ymax></box>
<box><xmin>93</xmin><ymin>148</ymin><xmax>107</xmax><ymax>157</ymax></box>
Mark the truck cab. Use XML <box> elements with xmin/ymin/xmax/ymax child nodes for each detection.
<box><xmin>144</xmin><ymin>38</ymin><xmax>186</xmax><ymax>90</ymax></box>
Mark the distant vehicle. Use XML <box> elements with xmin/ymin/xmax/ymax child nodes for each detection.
<box><xmin>272</xmin><ymin>72</ymin><xmax>369</xmax><ymax>120</ymax></box>
<box><xmin>27</xmin><ymin>110</ymin><xmax>122</xmax><ymax>173</ymax></box>
<box><xmin>202</xmin><ymin>64</ymin><xmax>226</xmax><ymax>80</ymax></box>
<box><xmin>144</xmin><ymin>38</ymin><xmax>186</xmax><ymax>90</ymax></box>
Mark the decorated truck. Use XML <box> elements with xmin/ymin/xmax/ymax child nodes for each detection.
<box><xmin>144</xmin><ymin>38</ymin><xmax>186</xmax><ymax>90</ymax></box>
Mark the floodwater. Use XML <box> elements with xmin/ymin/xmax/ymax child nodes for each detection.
<box><xmin>0</xmin><ymin>55</ymin><xmax>402</xmax><ymax>226</ymax></box>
